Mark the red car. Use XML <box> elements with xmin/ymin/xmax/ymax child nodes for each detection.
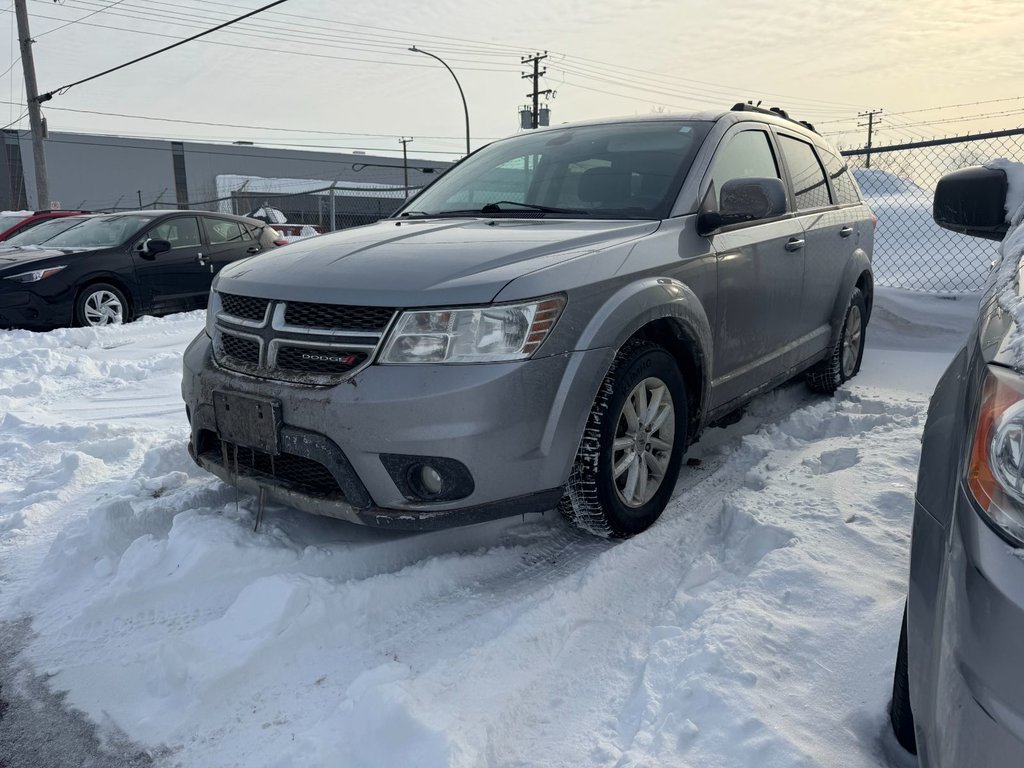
<box><xmin>0</xmin><ymin>210</ymin><xmax>91</xmax><ymax>241</ymax></box>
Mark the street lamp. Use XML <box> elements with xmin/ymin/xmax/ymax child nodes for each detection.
<box><xmin>409</xmin><ymin>45</ymin><xmax>471</xmax><ymax>157</ymax></box>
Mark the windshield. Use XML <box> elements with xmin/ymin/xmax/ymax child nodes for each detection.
<box><xmin>0</xmin><ymin>214</ymin><xmax>29</xmax><ymax>232</ymax></box>
<box><xmin>40</xmin><ymin>214</ymin><xmax>156</xmax><ymax>248</ymax></box>
<box><xmin>401</xmin><ymin>120</ymin><xmax>712</xmax><ymax>220</ymax></box>
<box><xmin>3</xmin><ymin>216</ymin><xmax>91</xmax><ymax>246</ymax></box>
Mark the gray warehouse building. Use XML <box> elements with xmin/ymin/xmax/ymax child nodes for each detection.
<box><xmin>0</xmin><ymin>129</ymin><xmax>450</xmax><ymax>229</ymax></box>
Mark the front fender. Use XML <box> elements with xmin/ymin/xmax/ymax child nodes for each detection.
<box><xmin>575</xmin><ymin>277</ymin><xmax>714</xmax><ymax>431</ymax></box>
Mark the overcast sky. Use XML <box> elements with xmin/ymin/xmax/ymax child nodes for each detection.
<box><xmin>2</xmin><ymin>0</ymin><xmax>1022</xmax><ymax>162</ymax></box>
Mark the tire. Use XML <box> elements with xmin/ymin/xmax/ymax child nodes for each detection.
<box><xmin>74</xmin><ymin>283</ymin><xmax>130</xmax><ymax>327</ymax></box>
<box><xmin>806</xmin><ymin>287</ymin><xmax>867</xmax><ymax>394</ymax></box>
<box><xmin>890</xmin><ymin>604</ymin><xmax>918</xmax><ymax>755</ymax></box>
<box><xmin>560</xmin><ymin>339</ymin><xmax>688</xmax><ymax>538</ymax></box>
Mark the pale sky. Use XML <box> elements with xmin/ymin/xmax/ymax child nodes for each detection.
<box><xmin>3</xmin><ymin>0</ymin><xmax>1023</xmax><ymax>163</ymax></box>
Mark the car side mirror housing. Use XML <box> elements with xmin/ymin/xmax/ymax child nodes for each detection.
<box><xmin>933</xmin><ymin>166</ymin><xmax>1009</xmax><ymax>241</ymax></box>
<box><xmin>697</xmin><ymin>177</ymin><xmax>788</xmax><ymax>236</ymax></box>
<box><xmin>146</xmin><ymin>239</ymin><xmax>172</xmax><ymax>255</ymax></box>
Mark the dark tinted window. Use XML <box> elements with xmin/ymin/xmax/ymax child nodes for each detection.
<box><xmin>402</xmin><ymin>120</ymin><xmax>712</xmax><ymax>220</ymax></box>
<box><xmin>148</xmin><ymin>217</ymin><xmax>200</xmax><ymax>248</ymax></box>
<box><xmin>778</xmin><ymin>135</ymin><xmax>831</xmax><ymax>210</ymax></box>
<box><xmin>706</xmin><ymin>130</ymin><xmax>781</xmax><ymax>210</ymax></box>
<box><xmin>819</xmin><ymin>149</ymin><xmax>861</xmax><ymax>205</ymax></box>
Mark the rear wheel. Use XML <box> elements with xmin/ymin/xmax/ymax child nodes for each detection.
<box><xmin>807</xmin><ymin>287</ymin><xmax>866</xmax><ymax>394</ymax></box>
<box><xmin>890</xmin><ymin>604</ymin><xmax>918</xmax><ymax>754</ymax></box>
<box><xmin>75</xmin><ymin>283</ymin><xmax>129</xmax><ymax>327</ymax></box>
<box><xmin>560</xmin><ymin>339</ymin><xmax>688</xmax><ymax>538</ymax></box>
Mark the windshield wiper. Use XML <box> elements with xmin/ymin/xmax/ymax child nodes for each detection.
<box><xmin>479</xmin><ymin>201</ymin><xmax>589</xmax><ymax>215</ymax></box>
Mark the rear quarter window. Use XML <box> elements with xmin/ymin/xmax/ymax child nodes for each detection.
<box><xmin>819</xmin><ymin>149</ymin><xmax>862</xmax><ymax>205</ymax></box>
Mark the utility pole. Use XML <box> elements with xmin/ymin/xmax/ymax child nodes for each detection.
<box><xmin>399</xmin><ymin>137</ymin><xmax>413</xmax><ymax>197</ymax></box>
<box><xmin>14</xmin><ymin>0</ymin><xmax>48</xmax><ymax>211</ymax></box>
<box><xmin>521</xmin><ymin>52</ymin><xmax>553</xmax><ymax>129</ymax></box>
<box><xmin>857</xmin><ymin>109</ymin><xmax>883</xmax><ymax>168</ymax></box>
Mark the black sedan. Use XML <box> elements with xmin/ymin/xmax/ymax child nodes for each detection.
<box><xmin>0</xmin><ymin>210</ymin><xmax>284</xmax><ymax>329</ymax></box>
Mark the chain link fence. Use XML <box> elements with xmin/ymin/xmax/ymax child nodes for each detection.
<box><xmin>842</xmin><ymin>128</ymin><xmax>1024</xmax><ymax>292</ymax></box>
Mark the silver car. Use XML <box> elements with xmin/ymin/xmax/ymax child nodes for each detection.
<box><xmin>181</xmin><ymin>105</ymin><xmax>875</xmax><ymax>536</ymax></box>
<box><xmin>890</xmin><ymin>163</ymin><xmax>1024</xmax><ymax>765</ymax></box>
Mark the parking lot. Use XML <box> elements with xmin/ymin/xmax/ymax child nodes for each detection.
<box><xmin>0</xmin><ymin>287</ymin><xmax>975</xmax><ymax>767</ymax></box>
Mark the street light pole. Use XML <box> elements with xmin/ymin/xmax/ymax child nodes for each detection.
<box><xmin>409</xmin><ymin>46</ymin><xmax>470</xmax><ymax>157</ymax></box>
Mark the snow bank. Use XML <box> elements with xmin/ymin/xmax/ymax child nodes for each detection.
<box><xmin>983</xmin><ymin>161</ymin><xmax>1024</xmax><ymax>368</ymax></box>
<box><xmin>853</xmin><ymin>167</ymin><xmax>998</xmax><ymax>293</ymax></box>
<box><xmin>0</xmin><ymin>294</ymin><xmax>976</xmax><ymax>766</ymax></box>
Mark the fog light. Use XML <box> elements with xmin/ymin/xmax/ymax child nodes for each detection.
<box><xmin>418</xmin><ymin>465</ymin><xmax>445</xmax><ymax>496</ymax></box>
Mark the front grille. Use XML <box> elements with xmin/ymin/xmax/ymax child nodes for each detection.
<box><xmin>220</xmin><ymin>293</ymin><xmax>270</xmax><ymax>322</ymax></box>
<box><xmin>202</xmin><ymin>434</ymin><xmax>343</xmax><ymax>499</ymax></box>
<box><xmin>219</xmin><ymin>334</ymin><xmax>260</xmax><ymax>365</ymax></box>
<box><xmin>283</xmin><ymin>301</ymin><xmax>394</xmax><ymax>331</ymax></box>
<box><xmin>214</xmin><ymin>295</ymin><xmax>392</xmax><ymax>383</ymax></box>
<box><xmin>276</xmin><ymin>346</ymin><xmax>367</xmax><ymax>375</ymax></box>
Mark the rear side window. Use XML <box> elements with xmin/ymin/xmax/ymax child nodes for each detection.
<box><xmin>778</xmin><ymin>135</ymin><xmax>831</xmax><ymax>210</ymax></box>
<box><xmin>204</xmin><ymin>218</ymin><xmax>247</xmax><ymax>244</ymax></box>
<box><xmin>820</xmin><ymin>150</ymin><xmax>861</xmax><ymax>205</ymax></box>
<box><xmin>706</xmin><ymin>130</ymin><xmax>781</xmax><ymax>210</ymax></box>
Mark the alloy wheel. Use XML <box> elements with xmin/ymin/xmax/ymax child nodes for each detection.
<box><xmin>842</xmin><ymin>305</ymin><xmax>863</xmax><ymax>378</ymax></box>
<box><xmin>612</xmin><ymin>376</ymin><xmax>676</xmax><ymax>508</ymax></box>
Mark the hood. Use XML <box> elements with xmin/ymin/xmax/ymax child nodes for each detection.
<box><xmin>217</xmin><ymin>217</ymin><xmax>660</xmax><ymax>306</ymax></box>
<box><xmin>0</xmin><ymin>246</ymin><xmax>101</xmax><ymax>272</ymax></box>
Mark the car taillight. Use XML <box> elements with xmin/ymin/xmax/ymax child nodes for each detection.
<box><xmin>871</xmin><ymin>213</ymin><xmax>878</xmax><ymax>230</ymax></box>
<box><xmin>273</xmin><ymin>239</ymin><xmax>289</xmax><ymax>246</ymax></box>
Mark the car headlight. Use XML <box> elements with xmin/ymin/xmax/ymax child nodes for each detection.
<box><xmin>4</xmin><ymin>265</ymin><xmax>66</xmax><ymax>283</ymax></box>
<box><xmin>966</xmin><ymin>365</ymin><xmax>1024</xmax><ymax>546</ymax></box>
<box><xmin>379</xmin><ymin>295</ymin><xmax>565</xmax><ymax>364</ymax></box>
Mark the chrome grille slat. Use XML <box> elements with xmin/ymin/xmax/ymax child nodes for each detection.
<box><xmin>212</xmin><ymin>293</ymin><xmax>396</xmax><ymax>383</ymax></box>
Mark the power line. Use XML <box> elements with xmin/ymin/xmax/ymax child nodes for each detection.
<box><xmin>0</xmin><ymin>99</ymin><xmax>501</xmax><ymax>141</ymax></box>
<box><xmin>35</xmin><ymin>0</ymin><xmax>293</xmax><ymax>101</ymax></box>
<box><xmin>35</xmin><ymin>0</ymin><xmax>126</xmax><ymax>37</ymax></box>
<box><xmin>7</xmin><ymin>7</ymin><xmax>515</xmax><ymax>73</ymax></box>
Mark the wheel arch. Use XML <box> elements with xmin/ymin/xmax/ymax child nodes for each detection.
<box><xmin>574</xmin><ymin>277</ymin><xmax>714</xmax><ymax>442</ymax></box>
<box><xmin>827</xmin><ymin>251</ymin><xmax>873</xmax><ymax>348</ymax></box>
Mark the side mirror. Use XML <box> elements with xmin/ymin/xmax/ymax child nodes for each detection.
<box><xmin>697</xmin><ymin>177</ymin><xmax>787</xmax><ymax>236</ymax></box>
<box><xmin>933</xmin><ymin>166</ymin><xmax>1009</xmax><ymax>241</ymax></box>
<box><xmin>145</xmin><ymin>238</ymin><xmax>172</xmax><ymax>255</ymax></box>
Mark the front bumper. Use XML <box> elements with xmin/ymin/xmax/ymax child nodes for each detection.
<box><xmin>911</xmin><ymin>487</ymin><xmax>1024</xmax><ymax>767</ymax></box>
<box><xmin>182</xmin><ymin>332</ymin><xmax>613</xmax><ymax>529</ymax></box>
<box><xmin>0</xmin><ymin>286</ymin><xmax>72</xmax><ymax>329</ymax></box>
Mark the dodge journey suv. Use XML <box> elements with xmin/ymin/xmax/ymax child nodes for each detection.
<box><xmin>182</xmin><ymin>104</ymin><xmax>875</xmax><ymax>536</ymax></box>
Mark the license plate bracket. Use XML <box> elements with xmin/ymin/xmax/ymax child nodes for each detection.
<box><xmin>213</xmin><ymin>391</ymin><xmax>282</xmax><ymax>454</ymax></box>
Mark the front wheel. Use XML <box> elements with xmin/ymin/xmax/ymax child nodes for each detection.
<box><xmin>560</xmin><ymin>339</ymin><xmax>688</xmax><ymax>538</ymax></box>
<box><xmin>807</xmin><ymin>287</ymin><xmax>866</xmax><ymax>394</ymax></box>
<box><xmin>75</xmin><ymin>283</ymin><xmax>129</xmax><ymax>327</ymax></box>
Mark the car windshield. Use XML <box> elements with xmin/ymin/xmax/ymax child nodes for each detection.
<box><xmin>400</xmin><ymin>120</ymin><xmax>712</xmax><ymax>220</ymax></box>
<box><xmin>2</xmin><ymin>216</ymin><xmax>91</xmax><ymax>246</ymax></box>
<box><xmin>0</xmin><ymin>213</ymin><xmax>29</xmax><ymax>232</ymax></box>
<box><xmin>40</xmin><ymin>214</ymin><xmax>156</xmax><ymax>248</ymax></box>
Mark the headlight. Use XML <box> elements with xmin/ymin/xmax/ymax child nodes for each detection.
<box><xmin>4</xmin><ymin>265</ymin><xmax>66</xmax><ymax>283</ymax></box>
<box><xmin>206</xmin><ymin>290</ymin><xmax>220</xmax><ymax>338</ymax></box>
<box><xmin>379</xmin><ymin>295</ymin><xmax>565</xmax><ymax>364</ymax></box>
<box><xmin>966</xmin><ymin>365</ymin><xmax>1024</xmax><ymax>546</ymax></box>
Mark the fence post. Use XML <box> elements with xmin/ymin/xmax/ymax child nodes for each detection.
<box><xmin>329</xmin><ymin>183</ymin><xmax>336</xmax><ymax>232</ymax></box>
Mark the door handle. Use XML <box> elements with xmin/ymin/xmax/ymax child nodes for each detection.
<box><xmin>197</xmin><ymin>252</ymin><xmax>207</xmax><ymax>265</ymax></box>
<box><xmin>247</xmin><ymin>246</ymin><xmax>261</xmax><ymax>254</ymax></box>
<box><xmin>784</xmin><ymin>238</ymin><xmax>805</xmax><ymax>252</ymax></box>
<box><xmin>839</xmin><ymin>226</ymin><xmax>854</xmax><ymax>238</ymax></box>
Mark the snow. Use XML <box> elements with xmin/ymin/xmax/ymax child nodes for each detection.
<box><xmin>0</xmin><ymin>290</ymin><xmax>975</xmax><ymax>766</ymax></box>
<box><xmin>982</xmin><ymin>161</ymin><xmax>1024</xmax><ymax>369</ymax></box>
<box><xmin>853</xmin><ymin>167</ymin><xmax>999</xmax><ymax>292</ymax></box>
<box><xmin>986</xmin><ymin>158</ymin><xmax>1024</xmax><ymax>224</ymax></box>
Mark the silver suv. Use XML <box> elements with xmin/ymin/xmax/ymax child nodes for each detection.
<box><xmin>181</xmin><ymin>105</ymin><xmax>874</xmax><ymax>537</ymax></box>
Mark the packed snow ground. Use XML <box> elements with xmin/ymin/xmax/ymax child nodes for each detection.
<box><xmin>0</xmin><ymin>290</ymin><xmax>976</xmax><ymax>768</ymax></box>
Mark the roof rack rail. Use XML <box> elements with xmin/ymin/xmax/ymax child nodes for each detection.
<box><xmin>730</xmin><ymin>102</ymin><xmax>817</xmax><ymax>135</ymax></box>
